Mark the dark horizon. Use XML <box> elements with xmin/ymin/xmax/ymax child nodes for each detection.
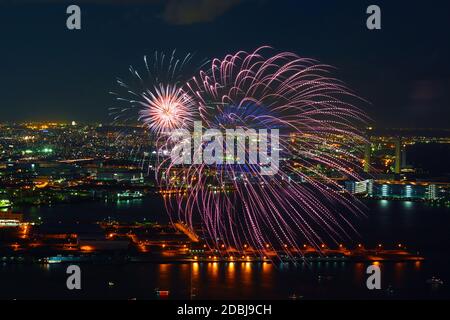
<box><xmin>1</xmin><ymin>0</ymin><xmax>450</xmax><ymax>128</ymax></box>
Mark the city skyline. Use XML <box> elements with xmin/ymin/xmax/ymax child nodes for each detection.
<box><xmin>1</xmin><ymin>0</ymin><xmax>450</xmax><ymax>303</ymax></box>
<box><xmin>1</xmin><ymin>118</ymin><xmax>450</xmax><ymax>300</ymax></box>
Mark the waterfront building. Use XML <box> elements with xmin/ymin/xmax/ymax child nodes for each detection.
<box><xmin>370</xmin><ymin>181</ymin><xmax>447</xmax><ymax>200</ymax></box>
<box><xmin>345</xmin><ymin>179</ymin><xmax>374</xmax><ymax>195</ymax></box>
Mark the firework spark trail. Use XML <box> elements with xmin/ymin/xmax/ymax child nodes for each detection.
<box><xmin>109</xmin><ymin>51</ymin><xmax>208</xmax><ymax>175</ymax></box>
<box><xmin>112</xmin><ymin>47</ymin><xmax>370</xmax><ymax>257</ymax></box>
<box><xmin>109</xmin><ymin>51</ymin><xmax>204</xmax><ymax>136</ymax></box>
<box><xmin>156</xmin><ymin>47</ymin><xmax>370</xmax><ymax>256</ymax></box>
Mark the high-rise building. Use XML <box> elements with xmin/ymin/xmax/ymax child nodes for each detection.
<box><xmin>364</xmin><ymin>143</ymin><xmax>371</xmax><ymax>173</ymax></box>
<box><xmin>394</xmin><ymin>137</ymin><xmax>401</xmax><ymax>174</ymax></box>
<box><xmin>426</xmin><ymin>184</ymin><xmax>438</xmax><ymax>200</ymax></box>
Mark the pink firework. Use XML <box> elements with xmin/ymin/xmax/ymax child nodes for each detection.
<box><xmin>138</xmin><ymin>83</ymin><xmax>195</xmax><ymax>135</ymax></box>
<box><xmin>110</xmin><ymin>51</ymin><xmax>203</xmax><ymax>135</ymax></box>
<box><xmin>156</xmin><ymin>47</ymin><xmax>370</xmax><ymax>257</ymax></box>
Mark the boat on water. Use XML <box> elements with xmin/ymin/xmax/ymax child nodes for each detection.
<box><xmin>318</xmin><ymin>275</ymin><xmax>334</xmax><ymax>282</ymax></box>
<box><xmin>155</xmin><ymin>289</ymin><xmax>170</xmax><ymax>298</ymax></box>
<box><xmin>426</xmin><ymin>277</ymin><xmax>444</xmax><ymax>286</ymax></box>
<box><xmin>117</xmin><ymin>191</ymin><xmax>144</xmax><ymax>200</ymax></box>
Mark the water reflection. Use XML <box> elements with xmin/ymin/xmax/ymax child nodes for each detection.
<box><xmin>414</xmin><ymin>261</ymin><xmax>421</xmax><ymax>270</ymax></box>
<box><xmin>40</xmin><ymin>263</ymin><xmax>50</xmax><ymax>271</ymax></box>
<box><xmin>353</xmin><ymin>262</ymin><xmax>365</xmax><ymax>284</ymax></box>
<box><xmin>379</xmin><ymin>199</ymin><xmax>390</xmax><ymax>208</ymax></box>
<box><xmin>6</xmin><ymin>196</ymin><xmax>450</xmax><ymax>299</ymax></box>
<box><xmin>116</xmin><ymin>199</ymin><xmax>144</xmax><ymax>209</ymax></box>
<box><xmin>394</xmin><ymin>262</ymin><xmax>405</xmax><ymax>285</ymax></box>
<box><xmin>403</xmin><ymin>201</ymin><xmax>414</xmax><ymax>209</ymax></box>
<box><xmin>0</xmin><ymin>259</ymin><xmax>442</xmax><ymax>299</ymax></box>
<box><xmin>184</xmin><ymin>260</ymin><xmax>429</xmax><ymax>299</ymax></box>
<box><xmin>157</xmin><ymin>263</ymin><xmax>172</xmax><ymax>291</ymax></box>
<box><xmin>225</xmin><ymin>262</ymin><xmax>236</xmax><ymax>286</ymax></box>
<box><xmin>205</xmin><ymin>262</ymin><xmax>219</xmax><ymax>282</ymax></box>
<box><xmin>262</xmin><ymin>262</ymin><xmax>272</xmax><ymax>273</ymax></box>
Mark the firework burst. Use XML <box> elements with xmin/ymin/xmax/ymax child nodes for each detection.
<box><xmin>113</xmin><ymin>47</ymin><xmax>370</xmax><ymax>258</ymax></box>
<box><xmin>158</xmin><ymin>47</ymin><xmax>370</xmax><ymax>256</ymax></box>
<box><xmin>137</xmin><ymin>83</ymin><xmax>195</xmax><ymax>135</ymax></box>
<box><xmin>109</xmin><ymin>50</ymin><xmax>206</xmax><ymax>135</ymax></box>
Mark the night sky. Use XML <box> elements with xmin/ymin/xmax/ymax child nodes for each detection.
<box><xmin>1</xmin><ymin>0</ymin><xmax>449</xmax><ymax>128</ymax></box>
